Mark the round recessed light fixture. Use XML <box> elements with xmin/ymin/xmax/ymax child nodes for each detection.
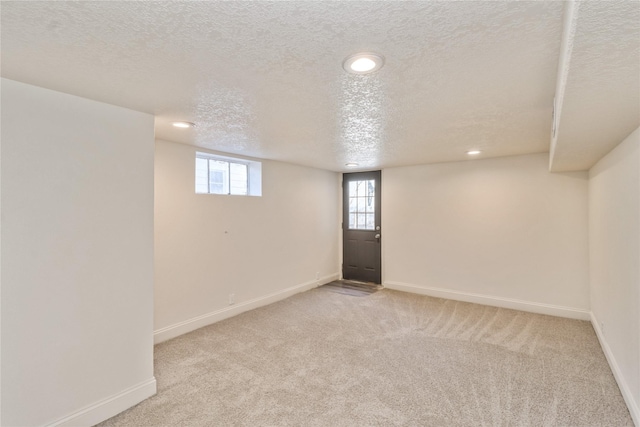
<box><xmin>172</xmin><ymin>121</ymin><xmax>195</xmax><ymax>128</ymax></box>
<box><xmin>343</xmin><ymin>53</ymin><xmax>385</xmax><ymax>74</ymax></box>
<box><xmin>345</xmin><ymin>162</ymin><xmax>359</xmax><ymax>168</ymax></box>
<box><xmin>467</xmin><ymin>150</ymin><xmax>482</xmax><ymax>155</ymax></box>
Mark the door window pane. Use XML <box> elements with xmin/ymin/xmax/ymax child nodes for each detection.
<box><xmin>366</xmin><ymin>213</ymin><xmax>375</xmax><ymax>229</ymax></box>
<box><xmin>349</xmin><ymin>213</ymin><xmax>356</xmax><ymax>229</ymax></box>
<box><xmin>367</xmin><ymin>180</ymin><xmax>375</xmax><ymax>197</ymax></box>
<box><xmin>349</xmin><ymin>181</ymin><xmax>357</xmax><ymax>196</ymax></box>
<box><xmin>357</xmin><ymin>197</ymin><xmax>366</xmax><ymax>213</ymax></box>
<box><xmin>349</xmin><ymin>198</ymin><xmax>357</xmax><ymax>213</ymax></box>
<box><xmin>347</xmin><ymin>179</ymin><xmax>375</xmax><ymax>230</ymax></box>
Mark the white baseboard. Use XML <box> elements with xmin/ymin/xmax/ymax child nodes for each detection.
<box><xmin>154</xmin><ymin>273</ymin><xmax>340</xmax><ymax>344</ymax></box>
<box><xmin>590</xmin><ymin>312</ymin><xmax>639</xmax><ymax>426</ymax></box>
<box><xmin>383</xmin><ymin>281</ymin><xmax>591</xmax><ymax>320</ymax></box>
<box><xmin>46</xmin><ymin>377</ymin><xmax>157</xmax><ymax>427</ymax></box>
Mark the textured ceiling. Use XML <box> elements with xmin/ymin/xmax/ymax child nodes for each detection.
<box><xmin>1</xmin><ymin>1</ymin><xmax>638</xmax><ymax>172</ymax></box>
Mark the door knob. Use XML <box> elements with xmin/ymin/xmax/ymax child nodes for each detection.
<box><xmin>375</xmin><ymin>234</ymin><xmax>381</xmax><ymax>239</ymax></box>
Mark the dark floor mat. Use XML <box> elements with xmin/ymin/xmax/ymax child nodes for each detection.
<box><xmin>319</xmin><ymin>280</ymin><xmax>382</xmax><ymax>297</ymax></box>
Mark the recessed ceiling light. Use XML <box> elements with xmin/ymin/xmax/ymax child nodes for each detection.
<box><xmin>343</xmin><ymin>53</ymin><xmax>384</xmax><ymax>74</ymax></box>
<box><xmin>467</xmin><ymin>150</ymin><xmax>482</xmax><ymax>155</ymax></box>
<box><xmin>172</xmin><ymin>121</ymin><xmax>195</xmax><ymax>128</ymax></box>
<box><xmin>345</xmin><ymin>162</ymin><xmax>359</xmax><ymax>168</ymax></box>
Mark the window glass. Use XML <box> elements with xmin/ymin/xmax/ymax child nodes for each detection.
<box><xmin>348</xmin><ymin>179</ymin><xmax>375</xmax><ymax>230</ymax></box>
<box><xmin>195</xmin><ymin>157</ymin><xmax>209</xmax><ymax>193</ymax></box>
<box><xmin>229</xmin><ymin>162</ymin><xmax>248</xmax><ymax>195</ymax></box>
<box><xmin>195</xmin><ymin>153</ymin><xmax>260</xmax><ymax>196</ymax></box>
<box><xmin>209</xmin><ymin>160</ymin><xmax>229</xmax><ymax>194</ymax></box>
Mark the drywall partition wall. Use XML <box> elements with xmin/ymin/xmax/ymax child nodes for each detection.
<box><xmin>154</xmin><ymin>140</ymin><xmax>340</xmax><ymax>341</ymax></box>
<box><xmin>1</xmin><ymin>79</ymin><xmax>156</xmax><ymax>426</ymax></box>
<box><xmin>589</xmin><ymin>127</ymin><xmax>640</xmax><ymax>424</ymax></box>
<box><xmin>383</xmin><ymin>153</ymin><xmax>590</xmax><ymax>318</ymax></box>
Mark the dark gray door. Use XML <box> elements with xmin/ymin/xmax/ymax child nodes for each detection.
<box><xmin>342</xmin><ymin>171</ymin><xmax>381</xmax><ymax>283</ymax></box>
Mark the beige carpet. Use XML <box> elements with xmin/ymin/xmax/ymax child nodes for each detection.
<box><xmin>99</xmin><ymin>287</ymin><xmax>633</xmax><ymax>426</ymax></box>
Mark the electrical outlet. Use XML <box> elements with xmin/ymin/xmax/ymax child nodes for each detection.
<box><xmin>229</xmin><ymin>293</ymin><xmax>235</xmax><ymax>305</ymax></box>
<box><xmin>600</xmin><ymin>321</ymin><xmax>605</xmax><ymax>335</ymax></box>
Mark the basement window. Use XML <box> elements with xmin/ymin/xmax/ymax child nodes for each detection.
<box><xmin>195</xmin><ymin>152</ymin><xmax>262</xmax><ymax>196</ymax></box>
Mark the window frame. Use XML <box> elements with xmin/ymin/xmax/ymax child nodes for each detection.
<box><xmin>195</xmin><ymin>152</ymin><xmax>262</xmax><ymax>197</ymax></box>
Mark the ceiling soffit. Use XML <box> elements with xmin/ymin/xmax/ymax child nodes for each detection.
<box><xmin>550</xmin><ymin>0</ymin><xmax>640</xmax><ymax>172</ymax></box>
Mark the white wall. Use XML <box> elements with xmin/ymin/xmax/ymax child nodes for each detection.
<box><xmin>154</xmin><ymin>140</ymin><xmax>340</xmax><ymax>341</ymax></box>
<box><xmin>383</xmin><ymin>153</ymin><xmax>590</xmax><ymax>318</ymax></box>
<box><xmin>1</xmin><ymin>79</ymin><xmax>156</xmax><ymax>426</ymax></box>
<box><xmin>589</xmin><ymin>127</ymin><xmax>639</xmax><ymax>424</ymax></box>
